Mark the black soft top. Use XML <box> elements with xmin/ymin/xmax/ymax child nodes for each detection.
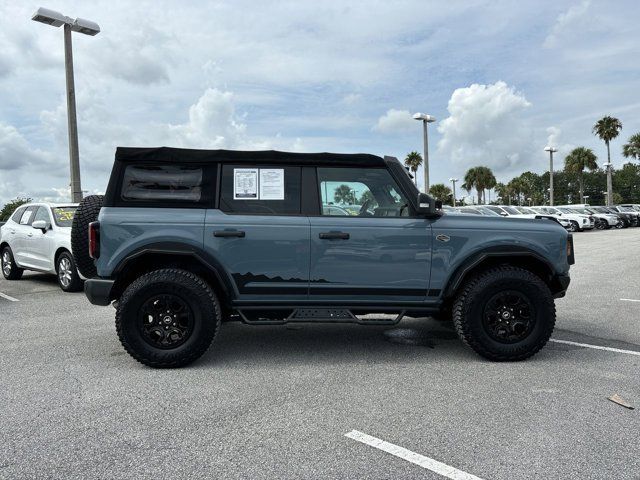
<box><xmin>115</xmin><ymin>146</ymin><xmax>387</xmax><ymax>167</ymax></box>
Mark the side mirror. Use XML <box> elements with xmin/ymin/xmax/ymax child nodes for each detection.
<box><xmin>500</xmin><ymin>212</ymin><xmax>508</xmax><ymax>216</ymax></box>
<box><xmin>416</xmin><ymin>193</ymin><xmax>435</xmax><ymax>215</ymax></box>
<box><xmin>32</xmin><ymin>220</ymin><xmax>50</xmax><ymax>232</ymax></box>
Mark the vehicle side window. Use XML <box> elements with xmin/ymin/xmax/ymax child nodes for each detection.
<box><xmin>219</xmin><ymin>165</ymin><xmax>301</xmax><ymax>215</ymax></box>
<box><xmin>19</xmin><ymin>207</ymin><xmax>37</xmax><ymax>225</ymax></box>
<box><xmin>33</xmin><ymin>207</ymin><xmax>51</xmax><ymax>224</ymax></box>
<box><xmin>317</xmin><ymin>167</ymin><xmax>410</xmax><ymax>217</ymax></box>
<box><xmin>121</xmin><ymin>164</ymin><xmax>205</xmax><ymax>202</ymax></box>
<box><xmin>10</xmin><ymin>206</ymin><xmax>26</xmax><ymax>223</ymax></box>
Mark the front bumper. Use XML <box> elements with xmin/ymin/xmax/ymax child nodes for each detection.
<box><xmin>553</xmin><ymin>274</ymin><xmax>571</xmax><ymax>298</ymax></box>
<box><xmin>84</xmin><ymin>278</ymin><xmax>115</xmax><ymax>306</ymax></box>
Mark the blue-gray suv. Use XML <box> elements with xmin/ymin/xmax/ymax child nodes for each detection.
<box><xmin>73</xmin><ymin>147</ymin><xmax>573</xmax><ymax>367</ymax></box>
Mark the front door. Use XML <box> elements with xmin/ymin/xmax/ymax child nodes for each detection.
<box><xmin>23</xmin><ymin>206</ymin><xmax>55</xmax><ymax>271</ymax></box>
<box><xmin>204</xmin><ymin>164</ymin><xmax>310</xmax><ymax>302</ymax></box>
<box><xmin>309</xmin><ymin>167</ymin><xmax>432</xmax><ymax>302</ymax></box>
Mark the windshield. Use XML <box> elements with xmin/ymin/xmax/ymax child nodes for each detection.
<box><xmin>476</xmin><ymin>206</ymin><xmax>501</xmax><ymax>216</ymax></box>
<box><xmin>502</xmin><ymin>206</ymin><xmax>519</xmax><ymax>215</ymax></box>
<box><xmin>51</xmin><ymin>207</ymin><xmax>77</xmax><ymax>227</ymax></box>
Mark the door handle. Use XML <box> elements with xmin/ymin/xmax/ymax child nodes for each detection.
<box><xmin>27</xmin><ymin>233</ymin><xmax>33</xmax><ymax>237</ymax></box>
<box><xmin>319</xmin><ymin>231</ymin><xmax>350</xmax><ymax>240</ymax></box>
<box><xmin>213</xmin><ymin>230</ymin><xmax>245</xmax><ymax>238</ymax></box>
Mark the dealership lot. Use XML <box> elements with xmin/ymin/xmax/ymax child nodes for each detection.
<box><xmin>0</xmin><ymin>229</ymin><xmax>638</xmax><ymax>479</ymax></box>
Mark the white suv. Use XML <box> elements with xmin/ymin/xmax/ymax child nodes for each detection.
<box><xmin>0</xmin><ymin>202</ymin><xmax>82</xmax><ymax>291</ymax></box>
<box><xmin>531</xmin><ymin>206</ymin><xmax>594</xmax><ymax>232</ymax></box>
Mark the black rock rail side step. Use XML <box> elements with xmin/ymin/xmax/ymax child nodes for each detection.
<box><xmin>237</xmin><ymin>308</ymin><xmax>405</xmax><ymax>325</ymax></box>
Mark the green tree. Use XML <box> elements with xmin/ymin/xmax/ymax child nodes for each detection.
<box><xmin>404</xmin><ymin>151</ymin><xmax>423</xmax><ymax>186</ymax></box>
<box><xmin>494</xmin><ymin>182</ymin><xmax>513</xmax><ymax>205</ymax></box>
<box><xmin>359</xmin><ymin>190</ymin><xmax>375</xmax><ymax>205</ymax></box>
<box><xmin>428</xmin><ymin>183</ymin><xmax>452</xmax><ymax>202</ymax></box>
<box><xmin>622</xmin><ymin>133</ymin><xmax>640</xmax><ymax>161</ymax></box>
<box><xmin>333</xmin><ymin>184</ymin><xmax>355</xmax><ymax>205</ymax></box>
<box><xmin>0</xmin><ymin>197</ymin><xmax>32</xmax><ymax>221</ymax></box>
<box><xmin>564</xmin><ymin>147</ymin><xmax>598</xmax><ymax>203</ymax></box>
<box><xmin>593</xmin><ymin>116</ymin><xmax>623</xmax><ymax>164</ymax></box>
<box><xmin>462</xmin><ymin>166</ymin><xmax>496</xmax><ymax>204</ymax></box>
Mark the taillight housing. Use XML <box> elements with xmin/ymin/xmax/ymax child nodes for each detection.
<box><xmin>89</xmin><ymin>221</ymin><xmax>100</xmax><ymax>259</ymax></box>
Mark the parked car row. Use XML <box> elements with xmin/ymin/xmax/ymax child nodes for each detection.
<box><xmin>0</xmin><ymin>202</ymin><xmax>83</xmax><ymax>292</ymax></box>
<box><xmin>444</xmin><ymin>203</ymin><xmax>640</xmax><ymax>232</ymax></box>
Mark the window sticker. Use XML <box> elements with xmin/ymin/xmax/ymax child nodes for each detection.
<box><xmin>259</xmin><ymin>169</ymin><xmax>285</xmax><ymax>200</ymax></box>
<box><xmin>234</xmin><ymin>168</ymin><xmax>258</xmax><ymax>200</ymax></box>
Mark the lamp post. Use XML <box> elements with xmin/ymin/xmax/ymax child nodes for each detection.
<box><xmin>412</xmin><ymin>112</ymin><xmax>436</xmax><ymax>193</ymax></box>
<box><xmin>544</xmin><ymin>146</ymin><xmax>557</xmax><ymax>206</ymax></box>
<box><xmin>449</xmin><ymin>178</ymin><xmax>458</xmax><ymax>207</ymax></box>
<box><xmin>32</xmin><ymin>7</ymin><xmax>100</xmax><ymax>203</ymax></box>
<box><xmin>603</xmin><ymin>162</ymin><xmax>613</xmax><ymax>206</ymax></box>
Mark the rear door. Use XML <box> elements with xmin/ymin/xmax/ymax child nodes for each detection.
<box><xmin>308</xmin><ymin>167</ymin><xmax>432</xmax><ymax>302</ymax></box>
<box><xmin>12</xmin><ymin>206</ymin><xmax>38</xmax><ymax>265</ymax></box>
<box><xmin>204</xmin><ymin>164</ymin><xmax>310</xmax><ymax>302</ymax></box>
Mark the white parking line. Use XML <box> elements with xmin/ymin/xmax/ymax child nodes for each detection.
<box><xmin>345</xmin><ymin>430</ymin><xmax>485</xmax><ymax>480</ymax></box>
<box><xmin>550</xmin><ymin>339</ymin><xmax>640</xmax><ymax>356</ymax></box>
<box><xmin>620</xmin><ymin>298</ymin><xmax>640</xmax><ymax>303</ymax></box>
<box><xmin>0</xmin><ymin>292</ymin><xmax>19</xmax><ymax>302</ymax></box>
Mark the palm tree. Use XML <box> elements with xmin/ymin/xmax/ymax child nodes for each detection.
<box><xmin>428</xmin><ymin>183</ymin><xmax>452</xmax><ymax>202</ymax></box>
<box><xmin>494</xmin><ymin>182</ymin><xmax>512</xmax><ymax>205</ymax></box>
<box><xmin>462</xmin><ymin>166</ymin><xmax>496</xmax><ymax>204</ymax></box>
<box><xmin>334</xmin><ymin>184</ymin><xmax>355</xmax><ymax>205</ymax></box>
<box><xmin>404</xmin><ymin>151</ymin><xmax>423</xmax><ymax>186</ymax></box>
<box><xmin>593</xmin><ymin>116</ymin><xmax>622</xmax><ymax>205</ymax></box>
<box><xmin>507</xmin><ymin>177</ymin><xmax>525</xmax><ymax>205</ymax></box>
<box><xmin>564</xmin><ymin>147</ymin><xmax>598</xmax><ymax>203</ymax></box>
<box><xmin>622</xmin><ymin>133</ymin><xmax>640</xmax><ymax>161</ymax></box>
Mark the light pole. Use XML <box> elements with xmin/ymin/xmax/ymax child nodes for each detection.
<box><xmin>32</xmin><ymin>7</ymin><xmax>100</xmax><ymax>203</ymax></box>
<box><xmin>544</xmin><ymin>146</ymin><xmax>557</xmax><ymax>206</ymax></box>
<box><xmin>603</xmin><ymin>162</ymin><xmax>613</xmax><ymax>206</ymax></box>
<box><xmin>412</xmin><ymin>112</ymin><xmax>436</xmax><ymax>193</ymax></box>
<box><xmin>449</xmin><ymin>178</ymin><xmax>458</xmax><ymax>207</ymax></box>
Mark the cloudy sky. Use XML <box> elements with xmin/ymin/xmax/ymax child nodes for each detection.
<box><xmin>0</xmin><ymin>0</ymin><xmax>639</xmax><ymax>204</ymax></box>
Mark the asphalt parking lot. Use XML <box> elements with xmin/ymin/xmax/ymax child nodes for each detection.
<box><xmin>1</xmin><ymin>229</ymin><xmax>638</xmax><ymax>479</ymax></box>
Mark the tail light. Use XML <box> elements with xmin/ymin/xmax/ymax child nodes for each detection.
<box><xmin>89</xmin><ymin>221</ymin><xmax>100</xmax><ymax>259</ymax></box>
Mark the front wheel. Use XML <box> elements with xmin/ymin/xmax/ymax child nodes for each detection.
<box><xmin>56</xmin><ymin>251</ymin><xmax>83</xmax><ymax>292</ymax></box>
<box><xmin>1</xmin><ymin>246</ymin><xmax>23</xmax><ymax>280</ymax></box>
<box><xmin>116</xmin><ymin>269</ymin><xmax>221</xmax><ymax>368</ymax></box>
<box><xmin>452</xmin><ymin>266</ymin><xmax>555</xmax><ymax>361</ymax></box>
<box><xmin>568</xmin><ymin>221</ymin><xmax>579</xmax><ymax>232</ymax></box>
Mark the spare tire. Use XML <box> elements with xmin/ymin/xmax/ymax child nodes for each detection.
<box><xmin>71</xmin><ymin>195</ymin><xmax>104</xmax><ymax>278</ymax></box>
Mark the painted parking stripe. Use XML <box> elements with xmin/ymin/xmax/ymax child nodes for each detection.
<box><xmin>0</xmin><ymin>292</ymin><xmax>19</xmax><ymax>302</ymax></box>
<box><xmin>550</xmin><ymin>339</ymin><xmax>640</xmax><ymax>356</ymax></box>
<box><xmin>620</xmin><ymin>298</ymin><xmax>640</xmax><ymax>303</ymax></box>
<box><xmin>345</xmin><ymin>430</ymin><xmax>485</xmax><ymax>480</ymax></box>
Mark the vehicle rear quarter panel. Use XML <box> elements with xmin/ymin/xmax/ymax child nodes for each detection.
<box><xmin>96</xmin><ymin>207</ymin><xmax>205</xmax><ymax>277</ymax></box>
<box><xmin>430</xmin><ymin>215</ymin><xmax>570</xmax><ymax>293</ymax></box>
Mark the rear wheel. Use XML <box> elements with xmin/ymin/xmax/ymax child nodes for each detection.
<box><xmin>1</xmin><ymin>246</ymin><xmax>23</xmax><ymax>280</ymax></box>
<box><xmin>71</xmin><ymin>195</ymin><xmax>104</xmax><ymax>278</ymax></box>
<box><xmin>56</xmin><ymin>251</ymin><xmax>83</xmax><ymax>292</ymax></box>
<box><xmin>452</xmin><ymin>266</ymin><xmax>555</xmax><ymax>361</ymax></box>
<box><xmin>116</xmin><ymin>269</ymin><xmax>221</xmax><ymax>368</ymax></box>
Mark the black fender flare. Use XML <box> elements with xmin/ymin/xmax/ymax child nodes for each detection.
<box><xmin>111</xmin><ymin>242</ymin><xmax>237</xmax><ymax>300</ymax></box>
<box><xmin>442</xmin><ymin>246</ymin><xmax>558</xmax><ymax>299</ymax></box>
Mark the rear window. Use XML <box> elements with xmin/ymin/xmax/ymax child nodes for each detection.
<box><xmin>121</xmin><ymin>165</ymin><xmax>204</xmax><ymax>202</ymax></box>
<box><xmin>52</xmin><ymin>207</ymin><xmax>77</xmax><ymax>227</ymax></box>
<box><xmin>10</xmin><ymin>206</ymin><xmax>26</xmax><ymax>223</ymax></box>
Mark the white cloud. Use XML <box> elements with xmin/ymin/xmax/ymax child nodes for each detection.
<box><xmin>436</xmin><ymin>82</ymin><xmax>533</xmax><ymax>176</ymax></box>
<box><xmin>0</xmin><ymin>122</ymin><xmax>53</xmax><ymax>171</ymax></box>
<box><xmin>544</xmin><ymin>1</ymin><xmax>592</xmax><ymax>48</ymax></box>
<box><xmin>372</xmin><ymin>109</ymin><xmax>414</xmax><ymax>134</ymax></box>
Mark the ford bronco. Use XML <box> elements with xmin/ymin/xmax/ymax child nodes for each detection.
<box><xmin>73</xmin><ymin>147</ymin><xmax>573</xmax><ymax>367</ymax></box>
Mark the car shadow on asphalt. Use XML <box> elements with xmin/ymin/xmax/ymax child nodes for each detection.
<box><xmin>200</xmin><ymin>319</ymin><xmax>474</xmax><ymax>367</ymax></box>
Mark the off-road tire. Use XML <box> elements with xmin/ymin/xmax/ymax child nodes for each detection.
<box><xmin>116</xmin><ymin>269</ymin><xmax>221</xmax><ymax>368</ymax></box>
<box><xmin>56</xmin><ymin>251</ymin><xmax>83</xmax><ymax>292</ymax></box>
<box><xmin>71</xmin><ymin>195</ymin><xmax>104</xmax><ymax>278</ymax></box>
<box><xmin>452</xmin><ymin>266</ymin><xmax>555</xmax><ymax>361</ymax></box>
<box><xmin>1</xmin><ymin>246</ymin><xmax>23</xmax><ymax>280</ymax></box>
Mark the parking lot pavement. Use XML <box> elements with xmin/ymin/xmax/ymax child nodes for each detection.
<box><xmin>0</xmin><ymin>229</ymin><xmax>638</xmax><ymax>479</ymax></box>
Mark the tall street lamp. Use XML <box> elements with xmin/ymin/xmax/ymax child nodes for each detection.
<box><xmin>449</xmin><ymin>178</ymin><xmax>458</xmax><ymax>207</ymax></box>
<box><xmin>32</xmin><ymin>7</ymin><xmax>100</xmax><ymax>203</ymax></box>
<box><xmin>544</xmin><ymin>146</ymin><xmax>557</xmax><ymax>206</ymax></box>
<box><xmin>412</xmin><ymin>112</ymin><xmax>436</xmax><ymax>193</ymax></box>
<box><xmin>603</xmin><ymin>162</ymin><xmax>613</xmax><ymax>206</ymax></box>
